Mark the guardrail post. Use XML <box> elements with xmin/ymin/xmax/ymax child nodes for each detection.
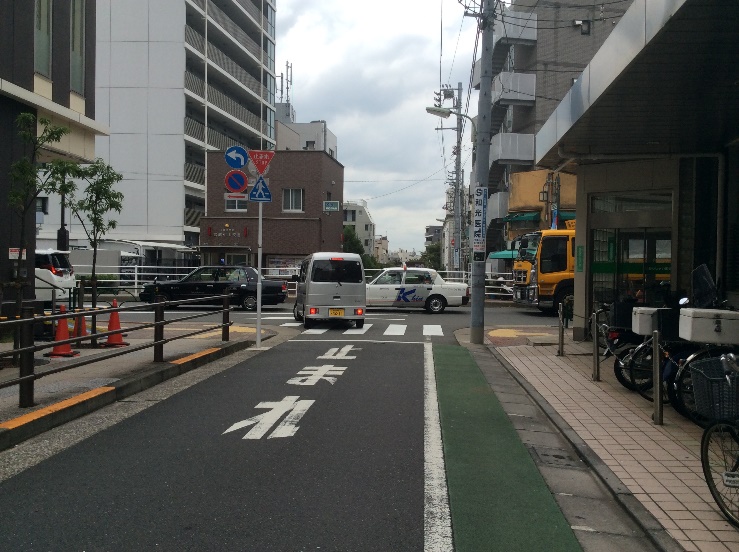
<box><xmin>653</xmin><ymin>329</ymin><xmax>663</xmax><ymax>425</ymax></box>
<box><xmin>592</xmin><ymin>312</ymin><xmax>600</xmax><ymax>381</ymax></box>
<box><xmin>154</xmin><ymin>300</ymin><xmax>164</xmax><ymax>362</ymax></box>
<box><xmin>19</xmin><ymin>307</ymin><xmax>35</xmax><ymax>408</ymax></box>
<box><xmin>222</xmin><ymin>295</ymin><xmax>229</xmax><ymax>342</ymax></box>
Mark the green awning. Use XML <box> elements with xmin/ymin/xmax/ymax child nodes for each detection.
<box><xmin>558</xmin><ymin>211</ymin><xmax>576</xmax><ymax>221</ymax></box>
<box><xmin>488</xmin><ymin>250</ymin><xmax>519</xmax><ymax>260</ymax></box>
<box><xmin>503</xmin><ymin>211</ymin><xmax>540</xmax><ymax>222</ymax></box>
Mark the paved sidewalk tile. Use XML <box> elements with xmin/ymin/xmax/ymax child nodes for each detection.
<box><xmin>492</xmin><ymin>328</ymin><xmax>739</xmax><ymax>552</ymax></box>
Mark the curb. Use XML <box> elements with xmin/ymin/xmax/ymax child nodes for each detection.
<box><xmin>0</xmin><ymin>336</ymin><xmax>260</xmax><ymax>453</ymax></box>
<box><xmin>486</xmin><ymin>346</ymin><xmax>685</xmax><ymax>552</ymax></box>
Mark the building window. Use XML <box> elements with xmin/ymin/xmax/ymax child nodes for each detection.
<box><xmin>283</xmin><ymin>188</ymin><xmax>304</xmax><ymax>212</ymax></box>
<box><xmin>305</xmin><ymin>140</ymin><xmax>315</xmax><ymax>150</ymax></box>
<box><xmin>70</xmin><ymin>0</ymin><xmax>85</xmax><ymax>94</ymax></box>
<box><xmin>344</xmin><ymin>209</ymin><xmax>356</xmax><ymax>222</ymax></box>
<box><xmin>266</xmin><ymin>107</ymin><xmax>275</xmax><ymax>140</ymax></box>
<box><xmin>35</xmin><ymin>0</ymin><xmax>52</xmax><ymax>78</ymax></box>
<box><xmin>265</xmin><ymin>37</ymin><xmax>275</xmax><ymax>72</ymax></box>
<box><xmin>225</xmin><ymin>198</ymin><xmax>248</xmax><ymax>211</ymax></box>
<box><xmin>265</xmin><ymin>4</ymin><xmax>275</xmax><ymax>37</ymax></box>
<box><xmin>365</xmin><ymin>224</ymin><xmax>369</xmax><ymax>231</ymax></box>
<box><xmin>36</xmin><ymin>197</ymin><xmax>49</xmax><ymax>214</ymax></box>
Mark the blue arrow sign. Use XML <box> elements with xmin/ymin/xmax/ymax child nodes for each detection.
<box><xmin>225</xmin><ymin>145</ymin><xmax>248</xmax><ymax>169</ymax></box>
<box><xmin>249</xmin><ymin>175</ymin><xmax>272</xmax><ymax>202</ymax></box>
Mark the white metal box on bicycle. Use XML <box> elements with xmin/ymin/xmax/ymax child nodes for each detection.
<box><xmin>632</xmin><ymin>307</ymin><xmax>671</xmax><ymax>336</ymax></box>
<box><xmin>679</xmin><ymin>308</ymin><xmax>739</xmax><ymax>345</ymax></box>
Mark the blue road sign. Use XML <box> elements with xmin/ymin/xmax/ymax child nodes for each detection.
<box><xmin>249</xmin><ymin>175</ymin><xmax>272</xmax><ymax>202</ymax></box>
<box><xmin>225</xmin><ymin>145</ymin><xmax>248</xmax><ymax>169</ymax></box>
<box><xmin>224</xmin><ymin>170</ymin><xmax>248</xmax><ymax>193</ymax></box>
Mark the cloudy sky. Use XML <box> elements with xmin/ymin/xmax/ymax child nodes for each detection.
<box><xmin>275</xmin><ymin>0</ymin><xmax>480</xmax><ymax>253</ymax></box>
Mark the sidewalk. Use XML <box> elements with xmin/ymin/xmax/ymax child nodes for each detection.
<box><xmin>483</xmin><ymin>324</ymin><xmax>739</xmax><ymax>552</ymax></box>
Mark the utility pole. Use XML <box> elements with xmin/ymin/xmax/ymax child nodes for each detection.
<box><xmin>454</xmin><ymin>81</ymin><xmax>463</xmax><ymax>275</ymax></box>
<box><xmin>470</xmin><ymin>0</ymin><xmax>495</xmax><ymax>344</ymax></box>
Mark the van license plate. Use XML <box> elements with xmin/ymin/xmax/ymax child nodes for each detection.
<box><xmin>329</xmin><ymin>308</ymin><xmax>344</xmax><ymax>317</ymax></box>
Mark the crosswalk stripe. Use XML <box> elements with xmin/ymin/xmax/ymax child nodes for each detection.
<box><xmin>423</xmin><ymin>325</ymin><xmax>443</xmax><ymax>336</ymax></box>
<box><xmin>343</xmin><ymin>323</ymin><xmax>372</xmax><ymax>335</ymax></box>
<box><xmin>302</xmin><ymin>328</ymin><xmax>328</xmax><ymax>334</ymax></box>
<box><xmin>384</xmin><ymin>324</ymin><xmax>407</xmax><ymax>336</ymax></box>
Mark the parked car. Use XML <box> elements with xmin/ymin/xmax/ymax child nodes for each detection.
<box><xmin>366</xmin><ymin>267</ymin><xmax>469</xmax><ymax>313</ymax></box>
<box><xmin>35</xmin><ymin>249</ymin><xmax>76</xmax><ymax>305</ymax></box>
<box><xmin>139</xmin><ymin>266</ymin><xmax>287</xmax><ymax>310</ymax></box>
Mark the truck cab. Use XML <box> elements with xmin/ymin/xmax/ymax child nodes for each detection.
<box><xmin>512</xmin><ymin>223</ymin><xmax>575</xmax><ymax>314</ymax></box>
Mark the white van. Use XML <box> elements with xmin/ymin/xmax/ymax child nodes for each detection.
<box><xmin>35</xmin><ymin>249</ymin><xmax>76</xmax><ymax>305</ymax></box>
<box><xmin>293</xmin><ymin>252</ymin><xmax>366</xmax><ymax>329</ymax></box>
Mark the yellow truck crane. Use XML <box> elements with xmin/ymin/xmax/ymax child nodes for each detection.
<box><xmin>512</xmin><ymin>221</ymin><xmax>576</xmax><ymax>314</ymax></box>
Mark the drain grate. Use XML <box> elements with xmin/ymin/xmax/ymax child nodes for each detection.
<box><xmin>528</xmin><ymin>446</ymin><xmax>584</xmax><ymax>469</ymax></box>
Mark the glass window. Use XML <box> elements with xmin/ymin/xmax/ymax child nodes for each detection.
<box><xmin>35</xmin><ymin>0</ymin><xmax>52</xmax><ymax>77</ymax></box>
<box><xmin>375</xmin><ymin>271</ymin><xmax>403</xmax><ymax>285</ymax></box>
<box><xmin>265</xmin><ymin>4</ymin><xmax>275</xmax><ymax>37</ymax></box>
<box><xmin>36</xmin><ymin>197</ymin><xmax>49</xmax><ymax>214</ymax></box>
<box><xmin>225</xmin><ymin>198</ymin><xmax>248</xmax><ymax>211</ymax></box>
<box><xmin>266</xmin><ymin>74</ymin><xmax>276</xmax><ymax>105</ymax></box>
<box><xmin>265</xmin><ymin>107</ymin><xmax>275</xmax><ymax>140</ymax></box>
<box><xmin>265</xmin><ymin>38</ymin><xmax>275</xmax><ymax>72</ymax></box>
<box><xmin>311</xmin><ymin>259</ymin><xmax>364</xmax><ymax>283</ymax></box>
<box><xmin>70</xmin><ymin>0</ymin><xmax>85</xmax><ymax>94</ymax></box>
<box><xmin>282</xmin><ymin>188</ymin><xmax>304</xmax><ymax>212</ymax></box>
<box><xmin>540</xmin><ymin>237</ymin><xmax>569</xmax><ymax>274</ymax></box>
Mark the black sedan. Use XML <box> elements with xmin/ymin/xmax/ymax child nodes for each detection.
<box><xmin>139</xmin><ymin>266</ymin><xmax>288</xmax><ymax>310</ymax></box>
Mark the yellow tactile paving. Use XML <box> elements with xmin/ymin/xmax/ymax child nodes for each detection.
<box><xmin>494</xmin><ymin>336</ymin><xmax>739</xmax><ymax>551</ymax></box>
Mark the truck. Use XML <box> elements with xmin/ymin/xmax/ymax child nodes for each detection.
<box><xmin>512</xmin><ymin>220</ymin><xmax>576</xmax><ymax>314</ymax></box>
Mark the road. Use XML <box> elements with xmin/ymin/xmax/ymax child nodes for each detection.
<box><xmin>0</xmin><ymin>303</ymin><xmax>631</xmax><ymax>551</ymax></box>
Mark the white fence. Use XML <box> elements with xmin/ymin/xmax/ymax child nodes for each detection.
<box><xmin>69</xmin><ymin>265</ymin><xmax>514</xmax><ymax>301</ymax></box>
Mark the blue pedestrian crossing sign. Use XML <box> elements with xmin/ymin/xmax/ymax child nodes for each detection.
<box><xmin>225</xmin><ymin>145</ymin><xmax>248</xmax><ymax>169</ymax></box>
<box><xmin>249</xmin><ymin>175</ymin><xmax>272</xmax><ymax>202</ymax></box>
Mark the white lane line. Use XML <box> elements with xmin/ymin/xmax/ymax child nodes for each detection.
<box><xmin>302</xmin><ymin>329</ymin><xmax>329</xmax><ymax>335</ymax></box>
<box><xmin>343</xmin><ymin>323</ymin><xmax>372</xmax><ymax>335</ymax></box>
<box><xmin>424</xmin><ymin>342</ymin><xmax>452</xmax><ymax>550</ymax></box>
<box><xmin>281</xmin><ymin>322</ymin><xmax>303</xmax><ymax>327</ymax></box>
<box><xmin>423</xmin><ymin>325</ymin><xmax>444</xmax><ymax>336</ymax></box>
<box><xmin>384</xmin><ymin>324</ymin><xmax>407</xmax><ymax>336</ymax></box>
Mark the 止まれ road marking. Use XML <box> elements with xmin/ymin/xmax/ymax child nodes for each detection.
<box><xmin>223</xmin><ymin>396</ymin><xmax>315</xmax><ymax>439</ymax></box>
<box><xmin>287</xmin><ymin>365</ymin><xmax>347</xmax><ymax>386</ymax></box>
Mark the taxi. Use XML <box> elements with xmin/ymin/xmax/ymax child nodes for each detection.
<box><xmin>366</xmin><ymin>267</ymin><xmax>469</xmax><ymax>313</ymax></box>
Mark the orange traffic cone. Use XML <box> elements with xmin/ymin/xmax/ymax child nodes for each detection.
<box><xmin>45</xmin><ymin>305</ymin><xmax>79</xmax><ymax>358</ymax></box>
<box><xmin>101</xmin><ymin>299</ymin><xmax>129</xmax><ymax>348</ymax></box>
<box><xmin>72</xmin><ymin>310</ymin><xmax>88</xmax><ymax>338</ymax></box>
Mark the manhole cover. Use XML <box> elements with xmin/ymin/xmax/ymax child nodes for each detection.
<box><xmin>529</xmin><ymin>446</ymin><xmax>584</xmax><ymax>469</ymax></box>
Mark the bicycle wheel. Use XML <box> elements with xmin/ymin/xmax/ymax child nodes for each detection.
<box><xmin>673</xmin><ymin>348</ymin><xmax>735</xmax><ymax>427</ymax></box>
<box><xmin>701</xmin><ymin>422</ymin><xmax>739</xmax><ymax>528</ymax></box>
<box><xmin>628</xmin><ymin>343</ymin><xmax>655</xmax><ymax>398</ymax></box>
<box><xmin>614</xmin><ymin>350</ymin><xmax>637</xmax><ymax>391</ymax></box>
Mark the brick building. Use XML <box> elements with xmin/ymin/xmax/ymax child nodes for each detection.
<box><xmin>199</xmin><ymin>150</ymin><xmax>344</xmax><ymax>270</ymax></box>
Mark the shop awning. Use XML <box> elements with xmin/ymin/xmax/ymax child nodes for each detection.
<box><xmin>558</xmin><ymin>211</ymin><xmax>576</xmax><ymax>221</ymax></box>
<box><xmin>503</xmin><ymin>211</ymin><xmax>540</xmax><ymax>222</ymax></box>
<box><xmin>488</xmin><ymin>250</ymin><xmax>519</xmax><ymax>260</ymax></box>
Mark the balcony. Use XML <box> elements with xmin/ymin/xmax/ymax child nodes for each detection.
<box><xmin>185</xmin><ymin>207</ymin><xmax>204</xmax><ymax>227</ymax></box>
<box><xmin>493</xmin><ymin>72</ymin><xmax>536</xmax><ymax>106</ymax></box>
<box><xmin>490</xmin><ymin>133</ymin><xmax>535</xmax><ymax>165</ymax></box>
<box><xmin>185</xmin><ymin>71</ymin><xmax>262</xmax><ymax>132</ymax></box>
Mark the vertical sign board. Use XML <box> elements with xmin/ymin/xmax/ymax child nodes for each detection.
<box><xmin>246</xmin><ymin>150</ymin><xmax>275</xmax><ymax>348</ymax></box>
<box><xmin>576</xmin><ymin>245</ymin><xmax>584</xmax><ymax>272</ymax></box>
<box><xmin>472</xmin><ymin>186</ymin><xmax>487</xmax><ymax>262</ymax></box>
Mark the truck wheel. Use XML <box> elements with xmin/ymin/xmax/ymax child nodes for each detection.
<box><xmin>552</xmin><ymin>287</ymin><xmax>572</xmax><ymax>315</ymax></box>
<box><xmin>293</xmin><ymin>302</ymin><xmax>303</xmax><ymax>321</ymax></box>
<box><xmin>241</xmin><ymin>295</ymin><xmax>257</xmax><ymax>311</ymax></box>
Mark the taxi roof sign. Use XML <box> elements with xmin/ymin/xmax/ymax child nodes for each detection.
<box><xmin>248</xmin><ymin>150</ymin><xmax>275</xmax><ymax>175</ymax></box>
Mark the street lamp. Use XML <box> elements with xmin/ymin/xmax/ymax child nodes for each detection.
<box><xmin>425</xmin><ymin>107</ymin><xmax>477</xmax><ymax>141</ymax></box>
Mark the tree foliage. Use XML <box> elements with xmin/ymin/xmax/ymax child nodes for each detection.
<box><xmin>420</xmin><ymin>242</ymin><xmax>442</xmax><ymax>270</ymax></box>
<box><xmin>342</xmin><ymin>225</ymin><xmax>365</xmax><ymax>255</ymax></box>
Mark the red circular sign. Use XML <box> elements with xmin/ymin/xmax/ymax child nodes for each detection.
<box><xmin>224</xmin><ymin>170</ymin><xmax>248</xmax><ymax>193</ymax></box>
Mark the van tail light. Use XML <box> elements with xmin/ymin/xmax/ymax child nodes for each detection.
<box><xmin>281</xmin><ymin>283</ymin><xmax>287</xmax><ymax>292</ymax></box>
<box><xmin>309</xmin><ymin>308</ymin><xmax>318</xmax><ymax>315</ymax></box>
<box><xmin>355</xmin><ymin>308</ymin><xmax>364</xmax><ymax>316</ymax></box>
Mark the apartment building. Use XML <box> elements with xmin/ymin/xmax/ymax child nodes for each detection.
<box><xmin>473</xmin><ymin>0</ymin><xmax>631</xmax><ymax>252</ymax></box>
<box><xmin>343</xmin><ymin>199</ymin><xmax>376</xmax><ymax>256</ymax></box>
<box><xmin>0</xmin><ymin>0</ymin><xmax>106</xmax><ymax>307</ymax></box>
<box><xmin>35</xmin><ymin>0</ymin><xmax>276</xmax><ymax>266</ymax></box>
<box><xmin>276</xmin><ymin>102</ymin><xmax>338</xmax><ymax>158</ymax></box>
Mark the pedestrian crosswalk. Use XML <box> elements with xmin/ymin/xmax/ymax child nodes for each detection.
<box><xmin>280</xmin><ymin>321</ymin><xmax>447</xmax><ymax>337</ymax></box>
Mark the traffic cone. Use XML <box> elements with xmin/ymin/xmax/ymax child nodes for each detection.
<box><xmin>45</xmin><ymin>305</ymin><xmax>79</xmax><ymax>358</ymax></box>
<box><xmin>101</xmin><ymin>299</ymin><xmax>129</xmax><ymax>347</ymax></box>
<box><xmin>72</xmin><ymin>310</ymin><xmax>88</xmax><ymax>338</ymax></box>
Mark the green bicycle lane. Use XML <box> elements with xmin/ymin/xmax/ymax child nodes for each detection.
<box><xmin>433</xmin><ymin>344</ymin><xmax>581</xmax><ymax>552</ymax></box>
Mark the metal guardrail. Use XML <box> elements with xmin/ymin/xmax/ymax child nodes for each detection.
<box><xmin>0</xmin><ymin>295</ymin><xmax>233</xmax><ymax>408</ymax></box>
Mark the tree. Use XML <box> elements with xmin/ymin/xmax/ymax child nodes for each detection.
<box><xmin>7</xmin><ymin>114</ymin><xmax>71</xmax><ymax>293</ymax></box>
<box><xmin>420</xmin><ymin>242</ymin><xmax>442</xmax><ymax>271</ymax></box>
<box><xmin>342</xmin><ymin>226</ymin><xmax>365</xmax><ymax>255</ymax></box>
<box><xmin>66</xmin><ymin>159</ymin><xmax>124</xmax><ymax>285</ymax></box>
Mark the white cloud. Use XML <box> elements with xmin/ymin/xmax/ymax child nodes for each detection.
<box><xmin>276</xmin><ymin>0</ymin><xmax>479</xmax><ymax>252</ymax></box>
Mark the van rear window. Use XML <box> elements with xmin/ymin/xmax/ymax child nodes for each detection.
<box><xmin>311</xmin><ymin>260</ymin><xmax>363</xmax><ymax>283</ymax></box>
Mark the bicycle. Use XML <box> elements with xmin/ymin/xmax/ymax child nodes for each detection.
<box><xmin>696</xmin><ymin>353</ymin><xmax>739</xmax><ymax>527</ymax></box>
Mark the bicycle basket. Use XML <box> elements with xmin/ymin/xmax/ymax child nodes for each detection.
<box><xmin>690</xmin><ymin>357</ymin><xmax>739</xmax><ymax>421</ymax></box>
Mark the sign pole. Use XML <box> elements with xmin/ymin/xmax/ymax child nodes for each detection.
<box><xmin>256</xmin><ymin>202</ymin><xmax>263</xmax><ymax>347</ymax></box>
